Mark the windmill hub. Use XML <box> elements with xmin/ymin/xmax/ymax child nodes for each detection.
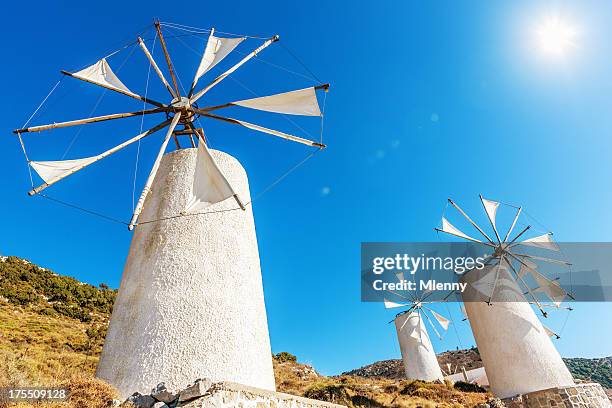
<box><xmin>169</xmin><ymin>96</ymin><xmax>197</xmax><ymax>123</ymax></box>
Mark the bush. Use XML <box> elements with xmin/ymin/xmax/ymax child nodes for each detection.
<box><xmin>454</xmin><ymin>381</ymin><xmax>487</xmax><ymax>393</ymax></box>
<box><xmin>303</xmin><ymin>380</ymin><xmax>349</xmax><ymax>403</ymax></box>
<box><xmin>274</xmin><ymin>352</ymin><xmax>297</xmax><ymax>363</ymax></box>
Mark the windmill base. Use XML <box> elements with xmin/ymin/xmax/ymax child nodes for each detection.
<box><xmin>124</xmin><ymin>379</ymin><xmax>346</xmax><ymax>408</ymax></box>
<box><xmin>96</xmin><ymin>148</ymin><xmax>275</xmax><ymax>398</ymax></box>
<box><xmin>501</xmin><ymin>383</ymin><xmax>611</xmax><ymax>408</ymax></box>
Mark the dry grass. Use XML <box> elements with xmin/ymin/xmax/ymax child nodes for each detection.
<box><xmin>0</xmin><ymin>302</ymin><xmax>490</xmax><ymax>407</ymax></box>
<box><xmin>0</xmin><ymin>303</ymin><xmax>117</xmax><ymax>408</ymax></box>
<box><xmin>0</xmin><ymin>303</ymin><xmax>99</xmax><ymax>387</ymax></box>
<box><xmin>299</xmin><ymin>376</ymin><xmax>490</xmax><ymax>408</ymax></box>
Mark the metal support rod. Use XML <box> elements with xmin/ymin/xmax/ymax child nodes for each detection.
<box><xmin>191</xmin><ymin>35</ymin><xmax>280</xmax><ymax>104</ymax></box>
<box><xmin>154</xmin><ymin>21</ymin><xmax>181</xmax><ymax>99</ymax></box>
<box><xmin>128</xmin><ymin>113</ymin><xmax>182</xmax><ymax>230</ymax></box>
<box><xmin>28</xmin><ymin>120</ymin><xmax>171</xmax><ymax>196</ymax></box>
<box><xmin>14</xmin><ymin>108</ymin><xmax>166</xmax><ymax>134</ymax></box>
<box><xmin>137</xmin><ymin>36</ymin><xmax>177</xmax><ymax>99</ymax></box>
<box><xmin>61</xmin><ymin>70</ymin><xmax>165</xmax><ymax>108</ymax></box>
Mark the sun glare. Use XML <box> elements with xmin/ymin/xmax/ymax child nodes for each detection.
<box><xmin>535</xmin><ymin>16</ymin><xmax>577</xmax><ymax>57</ymax></box>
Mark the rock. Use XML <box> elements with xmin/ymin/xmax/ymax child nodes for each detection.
<box><xmin>152</xmin><ymin>402</ymin><xmax>168</xmax><ymax>408</ymax></box>
<box><xmin>125</xmin><ymin>392</ymin><xmax>156</xmax><ymax>408</ymax></box>
<box><xmin>178</xmin><ymin>378</ymin><xmax>212</xmax><ymax>402</ymax></box>
<box><xmin>488</xmin><ymin>398</ymin><xmax>506</xmax><ymax>408</ymax></box>
<box><xmin>150</xmin><ymin>382</ymin><xmax>177</xmax><ymax>404</ymax></box>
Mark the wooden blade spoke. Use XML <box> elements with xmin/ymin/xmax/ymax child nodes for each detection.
<box><xmin>154</xmin><ymin>21</ymin><xmax>181</xmax><ymax>98</ymax></box>
<box><xmin>198</xmin><ymin>111</ymin><xmax>325</xmax><ymax>148</ymax></box>
<box><xmin>138</xmin><ymin>36</ymin><xmax>177</xmax><ymax>99</ymax></box>
<box><xmin>14</xmin><ymin>108</ymin><xmax>167</xmax><ymax>134</ymax></box>
<box><xmin>190</xmin><ymin>35</ymin><xmax>279</xmax><ymax>104</ymax></box>
<box><xmin>61</xmin><ymin>70</ymin><xmax>165</xmax><ymax>108</ymax></box>
<box><xmin>128</xmin><ymin>113</ymin><xmax>182</xmax><ymax>230</ymax></box>
<box><xmin>28</xmin><ymin>120</ymin><xmax>171</xmax><ymax>196</ymax></box>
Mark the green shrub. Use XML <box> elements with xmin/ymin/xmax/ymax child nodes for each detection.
<box><xmin>274</xmin><ymin>352</ymin><xmax>297</xmax><ymax>363</ymax></box>
<box><xmin>453</xmin><ymin>381</ymin><xmax>487</xmax><ymax>393</ymax></box>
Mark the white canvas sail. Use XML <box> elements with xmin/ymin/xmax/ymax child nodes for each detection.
<box><xmin>383</xmin><ymin>298</ymin><xmax>408</xmax><ymax>309</ymax></box>
<box><xmin>194</xmin><ymin>34</ymin><xmax>245</xmax><ymax>82</ymax></box>
<box><xmin>230</xmin><ymin>87</ymin><xmax>322</xmax><ymax>116</ymax></box>
<box><xmin>30</xmin><ymin>156</ymin><xmax>99</xmax><ymax>184</ymax></box>
<box><xmin>542</xmin><ymin>325</ymin><xmax>559</xmax><ymax>338</ymax></box>
<box><xmin>441</xmin><ymin>217</ymin><xmax>479</xmax><ymax>242</ymax></box>
<box><xmin>185</xmin><ymin>142</ymin><xmax>238</xmax><ymax>213</ymax></box>
<box><xmin>531</xmin><ymin>269</ymin><xmax>566</xmax><ymax>306</ymax></box>
<box><xmin>521</xmin><ymin>233</ymin><xmax>560</xmax><ymax>251</ymax></box>
<box><xmin>517</xmin><ymin>259</ymin><xmax>538</xmax><ymax>278</ymax></box>
<box><xmin>72</xmin><ymin>59</ymin><xmax>133</xmax><ymax>94</ymax></box>
<box><xmin>430</xmin><ymin>310</ymin><xmax>450</xmax><ymax>330</ymax></box>
<box><xmin>481</xmin><ymin>197</ymin><xmax>500</xmax><ymax>230</ymax></box>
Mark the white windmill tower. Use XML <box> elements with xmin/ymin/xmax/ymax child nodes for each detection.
<box><xmin>435</xmin><ymin>195</ymin><xmax>575</xmax><ymax>398</ymax></box>
<box><xmin>14</xmin><ymin>21</ymin><xmax>329</xmax><ymax>397</ymax></box>
<box><xmin>383</xmin><ymin>288</ymin><xmax>451</xmax><ymax>381</ymax></box>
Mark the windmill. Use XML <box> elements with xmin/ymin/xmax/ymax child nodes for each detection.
<box><xmin>14</xmin><ymin>21</ymin><xmax>329</xmax><ymax>398</ymax></box>
<box><xmin>435</xmin><ymin>196</ymin><xmax>575</xmax><ymax>398</ymax></box>
<box><xmin>383</xmin><ymin>284</ymin><xmax>451</xmax><ymax>381</ymax></box>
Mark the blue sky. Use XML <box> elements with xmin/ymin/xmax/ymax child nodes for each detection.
<box><xmin>1</xmin><ymin>1</ymin><xmax>612</xmax><ymax>375</ymax></box>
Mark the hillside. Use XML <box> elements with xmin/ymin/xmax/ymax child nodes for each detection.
<box><xmin>343</xmin><ymin>352</ymin><xmax>611</xmax><ymax>390</ymax></box>
<box><xmin>343</xmin><ymin>348</ymin><xmax>483</xmax><ymax>379</ymax></box>
<box><xmin>0</xmin><ymin>255</ymin><xmax>609</xmax><ymax>406</ymax></box>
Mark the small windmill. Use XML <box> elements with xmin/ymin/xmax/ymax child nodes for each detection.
<box><xmin>435</xmin><ymin>195</ymin><xmax>573</xmax><ymax>320</ymax></box>
<box><xmin>14</xmin><ymin>20</ymin><xmax>329</xmax><ymax>230</ymax></box>
<box><xmin>383</xmin><ymin>286</ymin><xmax>451</xmax><ymax>381</ymax></box>
<box><xmin>434</xmin><ymin>195</ymin><xmax>576</xmax><ymax>398</ymax></box>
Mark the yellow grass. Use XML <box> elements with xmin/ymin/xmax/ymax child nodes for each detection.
<box><xmin>0</xmin><ymin>302</ymin><xmax>491</xmax><ymax>407</ymax></box>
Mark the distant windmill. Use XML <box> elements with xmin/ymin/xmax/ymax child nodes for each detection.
<box><xmin>435</xmin><ymin>196</ymin><xmax>575</xmax><ymax>398</ymax></box>
<box><xmin>384</xmin><ymin>285</ymin><xmax>451</xmax><ymax>381</ymax></box>
<box><xmin>14</xmin><ymin>21</ymin><xmax>329</xmax><ymax>398</ymax></box>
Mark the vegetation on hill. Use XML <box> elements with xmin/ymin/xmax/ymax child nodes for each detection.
<box><xmin>0</xmin><ymin>256</ymin><xmax>116</xmax><ymax>323</ymax></box>
<box><xmin>564</xmin><ymin>357</ymin><xmax>612</xmax><ymax>389</ymax></box>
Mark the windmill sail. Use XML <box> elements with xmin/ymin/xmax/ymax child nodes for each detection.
<box><xmin>441</xmin><ymin>217</ymin><xmax>479</xmax><ymax>242</ymax></box>
<box><xmin>430</xmin><ymin>310</ymin><xmax>450</xmax><ymax>330</ymax></box>
<box><xmin>229</xmin><ymin>87</ymin><xmax>322</xmax><ymax>116</ymax></box>
<box><xmin>30</xmin><ymin>157</ymin><xmax>98</xmax><ymax>184</ymax></box>
<box><xmin>384</xmin><ymin>298</ymin><xmax>409</xmax><ymax>309</ymax></box>
<box><xmin>531</xmin><ymin>269</ymin><xmax>566</xmax><ymax>306</ymax></box>
<box><xmin>194</xmin><ymin>34</ymin><xmax>245</xmax><ymax>82</ymax></box>
<box><xmin>185</xmin><ymin>142</ymin><xmax>239</xmax><ymax>213</ymax></box>
<box><xmin>521</xmin><ymin>233</ymin><xmax>560</xmax><ymax>251</ymax></box>
<box><xmin>542</xmin><ymin>325</ymin><xmax>560</xmax><ymax>339</ymax></box>
<box><xmin>517</xmin><ymin>259</ymin><xmax>538</xmax><ymax>278</ymax></box>
<box><xmin>72</xmin><ymin>59</ymin><xmax>133</xmax><ymax>94</ymax></box>
<box><xmin>481</xmin><ymin>197</ymin><xmax>500</xmax><ymax>230</ymax></box>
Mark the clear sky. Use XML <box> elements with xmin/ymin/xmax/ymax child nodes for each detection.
<box><xmin>1</xmin><ymin>1</ymin><xmax>611</xmax><ymax>375</ymax></box>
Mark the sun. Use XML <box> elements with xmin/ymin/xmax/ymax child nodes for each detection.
<box><xmin>535</xmin><ymin>16</ymin><xmax>577</xmax><ymax>57</ymax></box>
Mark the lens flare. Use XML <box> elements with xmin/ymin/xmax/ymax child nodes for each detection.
<box><xmin>536</xmin><ymin>16</ymin><xmax>577</xmax><ymax>57</ymax></box>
